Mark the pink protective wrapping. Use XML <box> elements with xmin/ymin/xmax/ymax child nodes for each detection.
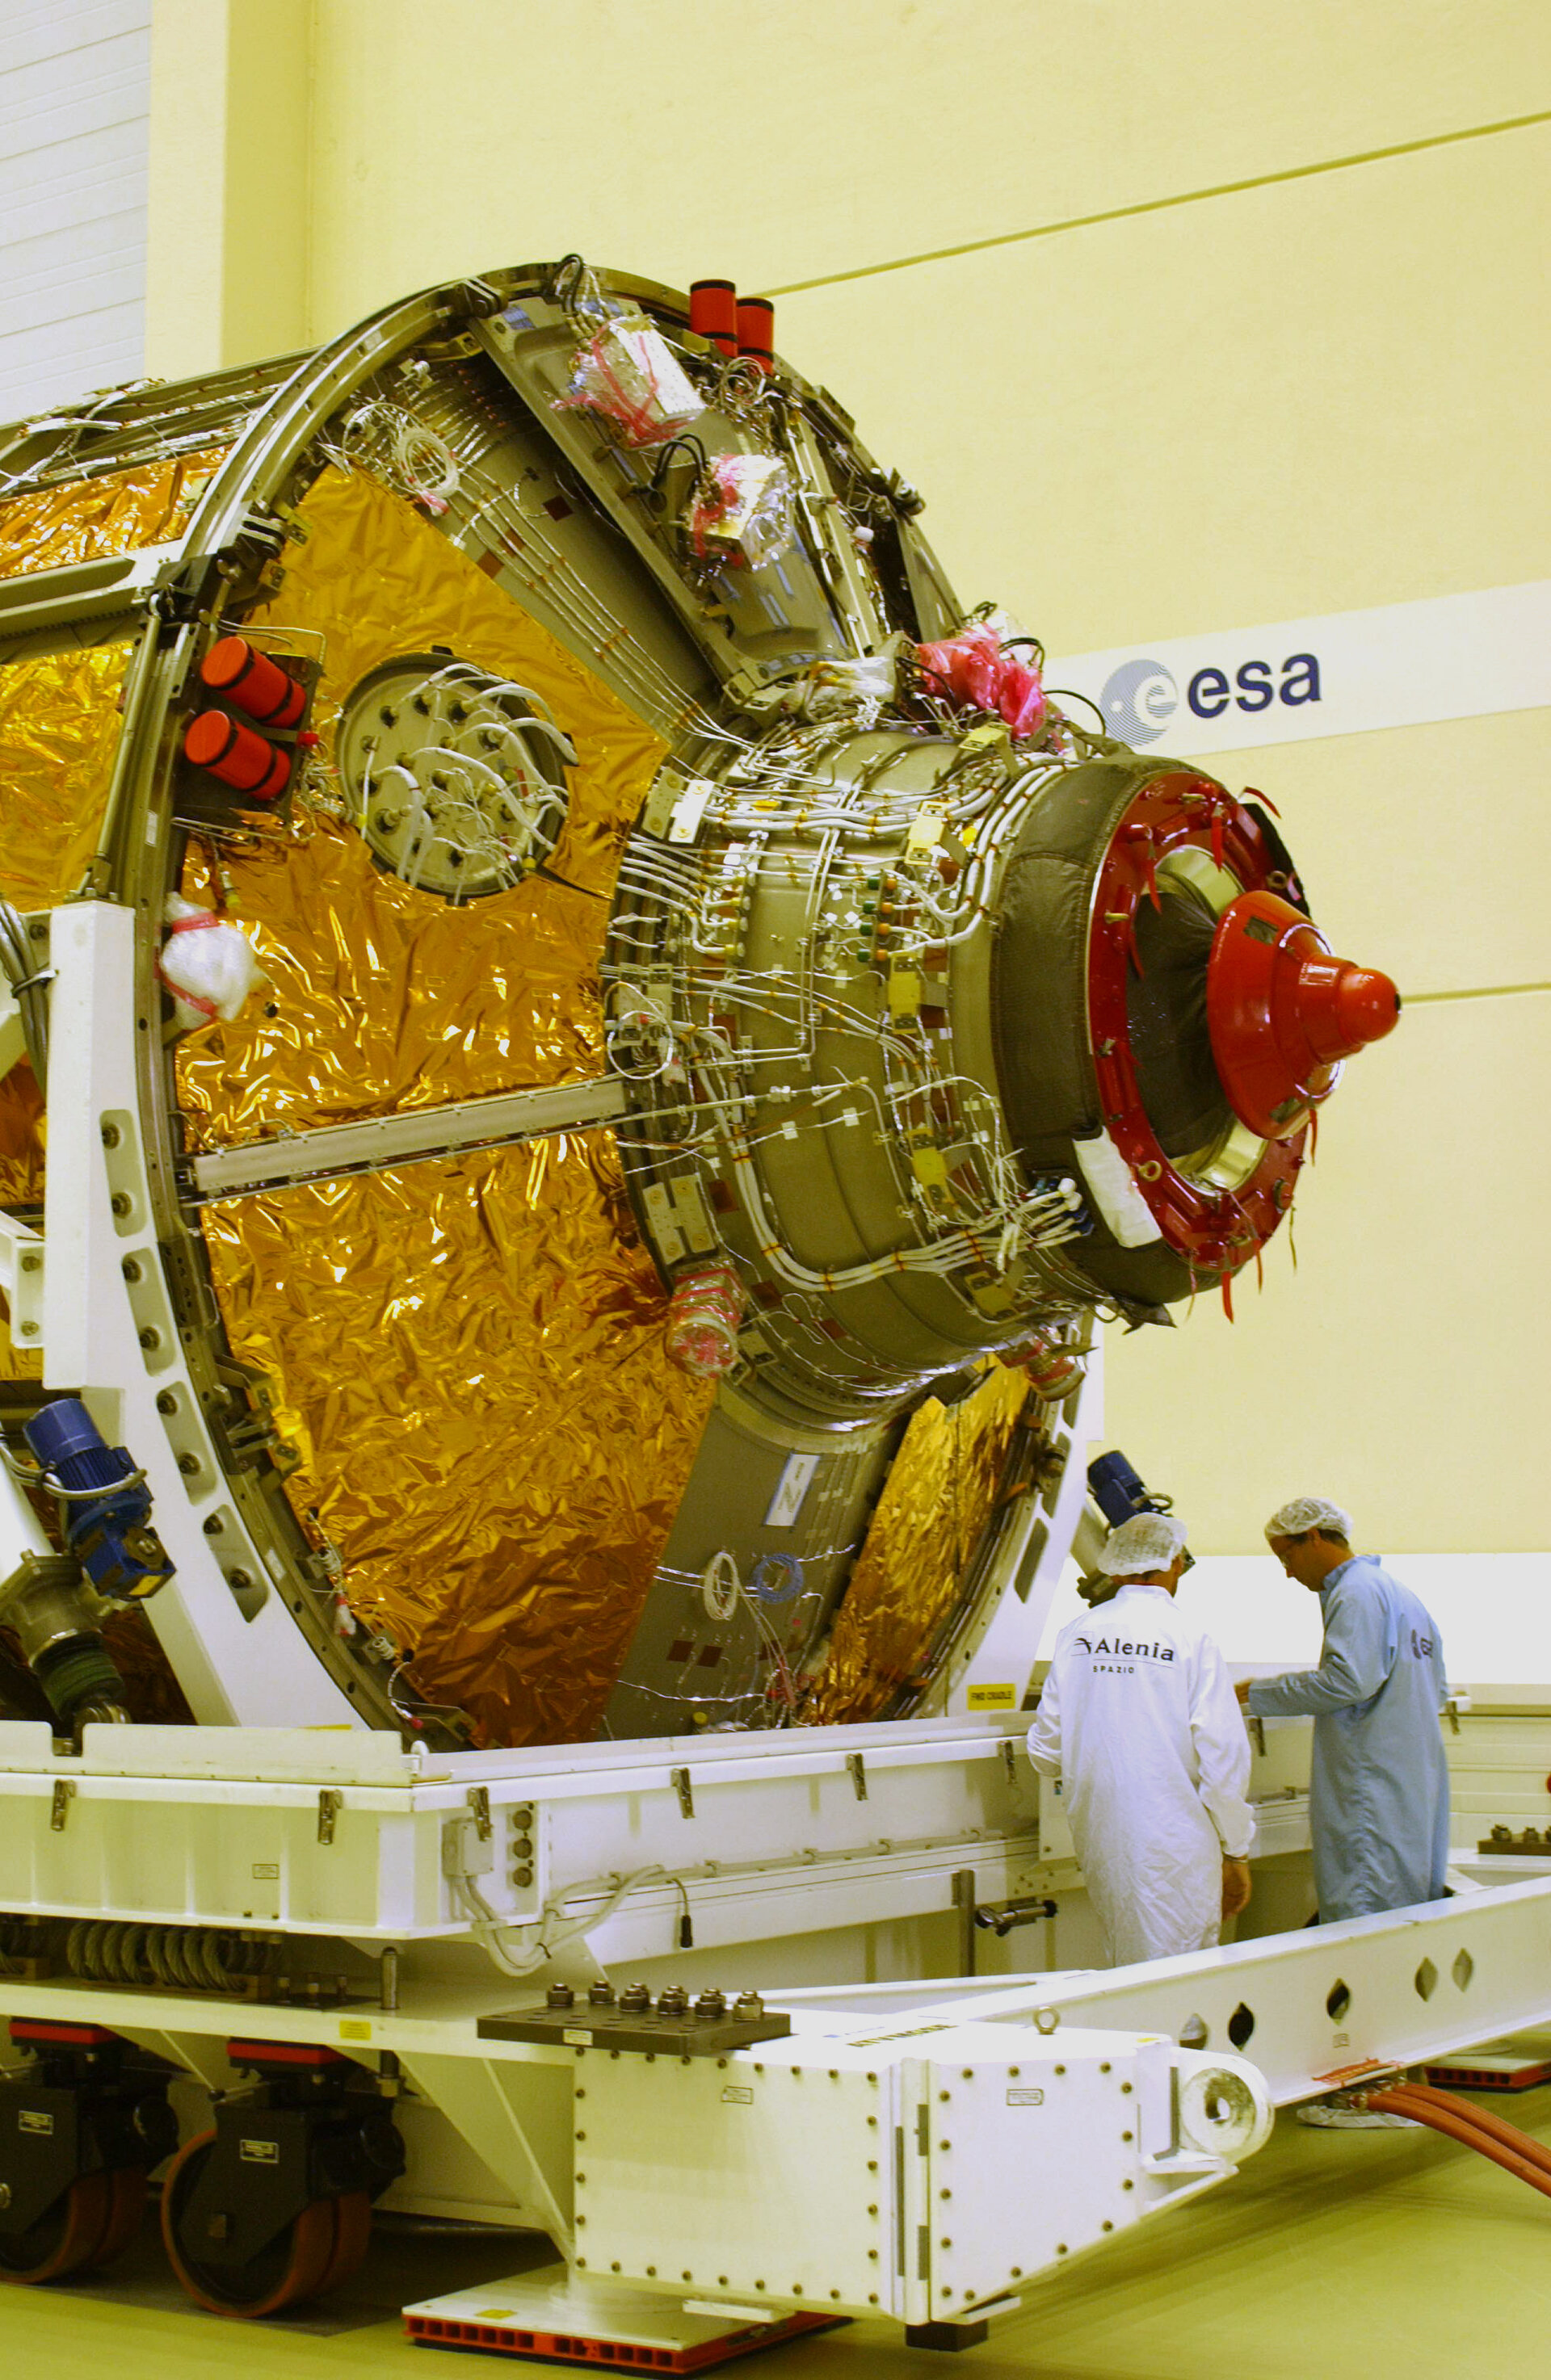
<box><xmin>916</xmin><ymin>624</ymin><xmax>1047</xmax><ymax>738</ymax></box>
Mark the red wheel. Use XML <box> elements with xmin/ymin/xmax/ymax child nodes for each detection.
<box><xmin>161</xmin><ymin>2130</ymin><xmax>340</xmax><ymax>2318</ymax></box>
<box><xmin>0</xmin><ymin>2169</ymin><xmax>113</xmax><ymax>2284</ymax></box>
<box><xmin>83</xmin><ymin>2167</ymin><xmax>148</xmax><ymax>2271</ymax></box>
<box><xmin>314</xmin><ymin>2190</ymin><xmax>372</xmax><ymax>2296</ymax></box>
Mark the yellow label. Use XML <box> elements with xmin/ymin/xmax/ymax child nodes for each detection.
<box><xmin>906</xmin><ymin>801</ymin><xmax>947</xmax><ymax>855</ymax></box>
<box><xmin>886</xmin><ymin>968</ymin><xmax>921</xmax><ymax>1017</ymax></box>
<box><xmin>338</xmin><ymin>2018</ymin><xmax>373</xmax><ymax>2042</ymax></box>
<box><xmin>910</xmin><ymin>1143</ymin><xmax>949</xmax><ymax>1190</ymax></box>
<box><xmin>966</xmin><ymin>1682</ymin><xmax>1018</xmax><ymax>1710</ymax></box>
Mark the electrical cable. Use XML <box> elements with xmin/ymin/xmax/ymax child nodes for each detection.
<box><xmin>452</xmin><ymin>1862</ymin><xmax>674</xmax><ymax>1979</ymax></box>
<box><xmin>0</xmin><ymin>898</ymin><xmax>49</xmax><ymax>1085</ymax></box>
<box><xmin>1385</xmin><ymin>2081</ymin><xmax>1551</xmax><ymax>2175</ymax></box>
<box><xmin>1371</xmin><ymin>2084</ymin><xmax>1551</xmax><ymax>2183</ymax></box>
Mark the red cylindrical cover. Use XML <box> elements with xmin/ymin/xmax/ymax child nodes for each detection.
<box><xmin>689</xmin><ymin>279</ymin><xmax>739</xmax><ymax>355</ymax></box>
<box><xmin>183</xmin><ymin>709</ymin><xmax>292</xmax><ymax>800</ymax></box>
<box><xmin>736</xmin><ymin>297</ymin><xmax>775</xmax><ymax>371</ymax></box>
<box><xmin>200</xmin><ymin>636</ymin><xmax>305</xmax><ymax>728</ymax></box>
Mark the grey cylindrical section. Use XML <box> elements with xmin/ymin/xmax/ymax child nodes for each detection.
<box><xmin>990</xmin><ymin>753</ymin><xmax>1200</xmax><ymax>1310</ymax></box>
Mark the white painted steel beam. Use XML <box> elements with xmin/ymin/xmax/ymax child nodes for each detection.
<box><xmin>776</xmin><ymin>1878</ymin><xmax>1551</xmax><ymax>2104</ymax></box>
<box><xmin>187</xmin><ymin>1075</ymin><xmax>630</xmax><ymax>1198</ymax></box>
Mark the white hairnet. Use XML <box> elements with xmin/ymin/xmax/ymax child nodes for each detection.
<box><xmin>1265</xmin><ymin>1496</ymin><xmax>1352</xmax><ymax>1543</ymax></box>
<box><xmin>1096</xmin><ymin>1512</ymin><xmax>1188</xmax><ymax>1576</ymax></box>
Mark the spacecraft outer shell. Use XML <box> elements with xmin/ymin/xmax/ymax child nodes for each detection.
<box><xmin>0</xmin><ymin>255</ymin><xmax>1385</xmax><ymax>1748</ymax></box>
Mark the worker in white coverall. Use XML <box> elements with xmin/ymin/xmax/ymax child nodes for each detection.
<box><xmin>1027</xmin><ymin>1513</ymin><xmax>1254</xmax><ymax>1967</ymax></box>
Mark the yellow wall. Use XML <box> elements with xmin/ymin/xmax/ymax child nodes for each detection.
<box><xmin>144</xmin><ymin>2</ymin><xmax>1551</xmax><ymax>1554</ymax></box>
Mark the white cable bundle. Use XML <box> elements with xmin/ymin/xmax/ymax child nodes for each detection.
<box><xmin>158</xmin><ymin>893</ymin><xmax>267</xmax><ymax>1032</ymax></box>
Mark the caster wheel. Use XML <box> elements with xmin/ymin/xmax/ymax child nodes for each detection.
<box><xmin>161</xmin><ymin>2130</ymin><xmax>339</xmax><ymax>2317</ymax></box>
<box><xmin>316</xmin><ymin>2190</ymin><xmax>372</xmax><ymax>2295</ymax></box>
<box><xmin>84</xmin><ymin>2167</ymin><xmax>149</xmax><ymax>2271</ymax></box>
<box><xmin>0</xmin><ymin>2169</ymin><xmax>113</xmax><ymax>2283</ymax></box>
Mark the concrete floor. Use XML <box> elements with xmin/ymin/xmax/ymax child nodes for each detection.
<box><xmin>5</xmin><ymin>2090</ymin><xmax>1549</xmax><ymax>2379</ymax></box>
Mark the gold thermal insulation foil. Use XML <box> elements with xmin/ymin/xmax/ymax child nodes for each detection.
<box><xmin>0</xmin><ymin>449</ymin><xmax>225</xmax><ymax>579</ymax></box>
<box><xmin>182</xmin><ymin>464</ymin><xmax>699</xmax><ymax>1743</ymax></box>
<box><xmin>0</xmin><ymin>1060</ymin><xmax>44</xmax><ymax>1210</ymax></box>
<box><xmin>0</xmin><ymin>448</ymin><xmax>227</xmax><ymax>908</ymax></box>
<box><xmin>0</xmin><ymin>641</ymin><xmax>131</xmax><ymax>911</ymax></box>
<box><xmin>199</xmin><ymin>1135</ymin><xmax>715</xmax><ymax>1748</ymax></box>
<box><xmin>0</xmin><ymin>1051</ymin><xmax>46</xmax><ymax>1371</ymax></box>
<box><xmin>802</xmin><ymin>1363</ymin><xmax>1036</xmax><ymax>1724</ymax></box>
<box><xmin>179</xmin><ymin>467</ymin><xmax>665</xmax><ymax>1144</ymax></box>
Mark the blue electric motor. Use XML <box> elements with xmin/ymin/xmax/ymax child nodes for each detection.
<box><xmin>23</xmin><ymin>1398</ymin><xmax>173</xmax><ymax>1601</ymax></box>
<box><xmin>1087</xmin><ymin>1449</ymin><xmax>1193</xmax><ymax>1573</ymax></box>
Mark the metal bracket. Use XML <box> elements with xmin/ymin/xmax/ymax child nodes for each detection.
<box><xmin>49</xmin><ymin>1781</ymin><xmax>75</xmax><ymax>1832</ymax></box>
<box><xmin>671</xmin><ymin>1766</ymin><xmax>694</xmax><ymax>1820</ymax></box>
<box><xmin>847</xmin><ymin>1752</ymin><xmax>868</xmax><ymax>1802</ymax></box>
<box><xmin>0</xmin><ymin>1216</ymin><xmax>44</xmax><ymax>1347</ymax></box>
<box><xmin>468</xmin><ymin>1786</ymin><xmax>493</xmax><ymax>1841</ymax></box>
<box><xmin>317</xmin><ymin>1788</ymin><xmax>343</xmax><ymax>1845</ymax></box>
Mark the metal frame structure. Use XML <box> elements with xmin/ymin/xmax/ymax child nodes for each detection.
<box><xmin>3</xmin><ymin>1712</ymin><xmax>1551</xmax><ymax>2349</ymax></box>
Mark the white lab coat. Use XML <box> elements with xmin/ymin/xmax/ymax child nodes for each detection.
<box><xmin>1027</xmin><ymin>1583</ymin><xmax>1254</xmax><ymax>1967</ymax></box>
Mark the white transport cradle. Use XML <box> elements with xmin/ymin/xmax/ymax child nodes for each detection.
<box><xmin>4</xmin><ymin>1713</ymin><xmax>1551</xmax><ymax>2360</ymax></box>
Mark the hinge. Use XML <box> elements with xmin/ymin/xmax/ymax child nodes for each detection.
<box><xmin>468</xmin><ymin>1786</ymin><xmax>492</xmax><ymax>1841</ymax></box>
<box><xmin>671</xmin><ymin>1766</ymin><xmax>694</xmax><ymax>1820</ymax></box>
<box><xmin>317</xmin><ymin>1787</ymin><xmax>343</xmax><ymax>1845</ymax></box>
<box><xmin>50</xmin><ymin>1780</ymin><xmax>75</xmax><ymax>1832</ymax></box>
<box><xmin>847</xmin><ymin>1752</ymin><xmax>868</xmax><ymax>1802</ymax></box>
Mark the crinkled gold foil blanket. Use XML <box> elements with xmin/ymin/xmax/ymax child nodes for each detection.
<box><xmin>0</xmin><ymin>641</ymin><xmax>129</xmax><ymax>909</ymax></box>
<box><xmin>0</xmin><ymin>448</ymin><xmax>226</xmax><ymax>579</ymax></box>
<box><xmin>0</xmin><ymin>1059</ymin><xmax>44</xmax><ymax>1209</ymax></box>
<box><xmin>802</xmin><ymin>1363</ymin><xmax>1036</xmax><ymax>1724</ymax></box>
<box><xmin>179</xmin><ymin>468</ymin><xmax>664</xmax><ymax>1141</ymax></box>
<box><xmin>184</xmin><ymin>464</ymin><xmax>709</xmax><ymax>1744</ymax></box>
<box><xmin>200</xmin><ymin>1134</ymin><xmax>713</xmax><ymax>1748</ymax></box>
<box><xmin>0</xmin><ymin>450</ymin><xmax>226</xmax><ymax>911</ymax></box>
<box><xmin>0</xmin><ymin>1054</ymin><xmax>44</xmax><ymax>1385</ymax></box>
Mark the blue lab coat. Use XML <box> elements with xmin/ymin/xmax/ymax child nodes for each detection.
<box><xmin>1247</xmin><ymin>1556</ymin><xmax>1450</xmax><ymax>1921</ymax></box>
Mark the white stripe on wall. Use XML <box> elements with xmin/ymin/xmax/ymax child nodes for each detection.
<box><xmin>1045</xmin><ymin>581</ymin><xmax>1551</xmax><ymax>757</ymax></box>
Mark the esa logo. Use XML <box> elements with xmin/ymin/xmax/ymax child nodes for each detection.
<box><xmin>1101</xmin><ymin>653</ymin><xmax>1322</xmax><ymax>745</ymax></box>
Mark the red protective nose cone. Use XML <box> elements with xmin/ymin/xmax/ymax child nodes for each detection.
<box><xmin>1330</xmin><ymin>966</ymin><xmax>1401</xmax><ymax>1051</ymax></box>
<box><xmin>1207</xmin><ymin>890</ymin><xmax>1400</xmax><ymax>1140</ymax></box>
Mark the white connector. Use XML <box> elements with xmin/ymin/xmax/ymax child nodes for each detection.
<box><xmin>441</xmin><ymin>1813</ymin><xmax>494</xmax><ymax>1882</ymax></box>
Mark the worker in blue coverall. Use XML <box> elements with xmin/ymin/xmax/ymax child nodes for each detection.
<box><xmin>1236</xmin><ymin>1496</ymin><xmax>1451</xmax><ymax>1921</ymax></box>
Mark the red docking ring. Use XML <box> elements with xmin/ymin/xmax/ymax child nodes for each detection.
<box><xmin>1085</xmin><ymin>771</ymin><xmax>1308</xmax><ymax>1280</ymax></box>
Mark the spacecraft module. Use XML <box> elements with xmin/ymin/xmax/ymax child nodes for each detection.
<box><xmin>16</xmin><ymin>260</ymin><xmax>1540</xmax><ymax>2371</ymax></box>
<box><xmin>0</xmin><ymin>258</ymin><xmax>1398</xmax><ymax>1757</ymax></box>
